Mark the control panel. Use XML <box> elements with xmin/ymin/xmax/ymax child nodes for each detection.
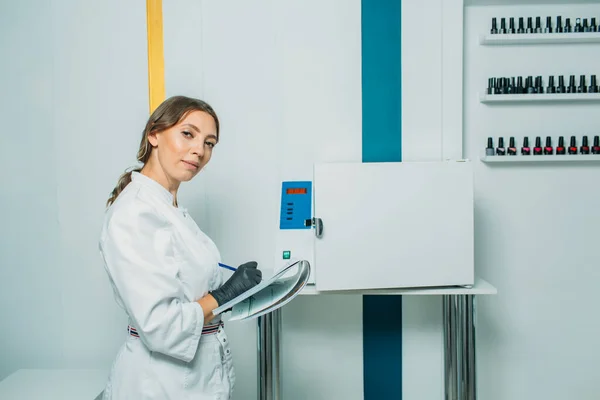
<box><xmin>279</xmin><ymin>181</ymin><xmax>312</xmax><ymax>230</ymax></box>
<box><xmin>276</xmin><ymin>180</ymin><xmax>315</xmax><ymax>284</ymax></box>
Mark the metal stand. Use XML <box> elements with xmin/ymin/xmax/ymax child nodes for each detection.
<box><xmin>257</xmin><ymin>309</ymin><xmax>282</xmax><ymax>400</ymax></box>
<box><xmin>443</xmin><ymin>295</ymin><xmax>477</xmax><ymax>400</ymax></box>
<box><xmin>257</xmin><ymin>296</ymin><xmax>477</xmax><ymax>400</ymax></box>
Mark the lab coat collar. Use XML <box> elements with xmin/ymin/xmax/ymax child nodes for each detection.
<box><xmin>131</xmin><ymin>171</ymin><xmax>175</xmax><ymax>206</ymax></box>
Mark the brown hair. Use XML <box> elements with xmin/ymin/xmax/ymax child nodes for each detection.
<box><xmin>106</xmin><ymin>95</ymin><xmax>220</xmax><ymax>207</ymax></box>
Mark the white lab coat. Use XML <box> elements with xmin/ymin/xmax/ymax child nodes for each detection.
<box><xmin>99</xmin><ymin>172</ymin><xmax>235</xmax><ymax>400</ymax></box>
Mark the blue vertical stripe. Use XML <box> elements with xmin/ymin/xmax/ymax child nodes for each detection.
<box><xmin>361</xmin><ymin>0</ymin><xmax>403</xmax><ymax>399</ymax></box>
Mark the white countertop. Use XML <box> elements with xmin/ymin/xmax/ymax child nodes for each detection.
<box><xmin>301</xmin><ymin>278</ymin><xmax>497</xmax><ymax>296</ymax></box>
<box><xmin>0</xmin><ymin>369</ymin><xmax>107</xmax><ymax>400</ymax></box>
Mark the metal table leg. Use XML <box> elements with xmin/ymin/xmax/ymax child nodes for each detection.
<box><xmin>257</xmin><ymin>309</ymin><xmax>282</xmax><ymax>400</ymax></box>
<box><xmin>443</xmin><ymin>294</ymin><xmax>477</xmax><ymax>400</ymax></box>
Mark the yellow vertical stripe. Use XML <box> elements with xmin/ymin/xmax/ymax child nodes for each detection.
<box><xmin>146</xmin><ymin>0</ymin><xmax>165</xmax><ymax>114</ymax></box>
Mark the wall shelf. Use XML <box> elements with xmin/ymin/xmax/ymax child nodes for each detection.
<box><xmin>480</xmin><ymin>92</ymin><xmax>600</xmax><ymax>103</ymax></box>
<box><xmin>479</xmin><ymin>32</ymin><xmax>600</xmax><ymax>46</ymax></box>
<box><xmin>480</xmin><ymin>154</ymin><xmax>600</xmax><ymax>163</ymax></box>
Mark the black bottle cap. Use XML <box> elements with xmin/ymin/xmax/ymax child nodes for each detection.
<box><xmin>566</xmin><ymin>18</ymin><xmax>571</xmax><ymax>29</ymax></box>
<box><xmin>518</xmin><ymin>17</ymin><xmax>525</xmax><ymax>32</ymax></box>
<box><xmin>583</xmin><ymin>18</ymin><xmax>589</xmax><ymax>28</ymax></box>
<box><xmin>501</xmin><ymin>18</ymin><xmax>506</xmax><ymax>29</ymax></box>
<box><xmin>487</xmin><ymin>137</ymin><xmax>494</xmax><ymax>148</ymax></box>
<box><xmin>546</xmin><ymin>16</ymin><xmax>551</xmax><ymax>26</ymax></box>
<box><xmin>570</xmin><ymin>136</ymin><xmax>576</xmax><ymax>147</ymax></box>
<box><xmin>536</xmin><ymin>16</ymin><xmax>541</xmax><ymax>29</ymax></box>
<box><xmin>594</xmin><ymin>136</ymin><xmax>599</xmax><ymax>146</ymax></box>
<box><xmin>569</xmin><ymin>75</ymin><xmax>576</xmax><ymax>86</ymax></box>
<box><xmin>548</xmin><ymin>75</ymin><xmax>555</xmax><ymax>85</ymax></box>
<box><xmin>535</xmin><ymin>136</ymin><xmax>542</xmax><ymax>147</ymax></box>
<box><xmin>580</xmin><ymin>75</ymin><xmax>586</xmax><ymax>86</ymax></box>
<box><xmin>558</xmin><ymin>75</ymin><xmax>564</xmax><ymax>85</ymax></box>
<box><xmin>583</xmin><ymin>136</ymin><xmax>589</xmax><ymax>146</ymax></box>
<box><xmin>509</xmin><ymin>137</ymin><xmax>515</xmax><ymax>147</ymax></box>
<box><xmin>592</xmin><ymin>75</ymin><xmax>597</xmax><ymax>85</ymax></box>
<box><xmin>558</xmin><ymin>136</ymin><xmax>565</xmax><ymax>147</ymax></box>
<box><xmin>510</xmin><ymin>17</ymin><xmax>515</xmax><ymax>32</ymax></box>
<box><xmin>498</xmin><ymin>137</ymin><xmax>504</xmax><ymax>147</ymax></box>
<box><xmin>545</xmin><ymin>136</ymin><xmax>552</xmax><ymax>147</ymax></box>
<box><xmin>523</xmin><ymin>137</ymin><xmax>529</xmax><ymax>147</ymax></box>
<box><xmin>527</xmin><ymin>17</ymin><xmax>533</xmax><ymax>29</ymax></box>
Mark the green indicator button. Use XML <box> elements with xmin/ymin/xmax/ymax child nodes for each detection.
<box><xmin>282</xmin><ymin>250</ymin><xmax>291</xmax><ymax>260</ymax></box>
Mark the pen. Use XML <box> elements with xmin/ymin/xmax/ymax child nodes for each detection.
<box><xmin>218</xmin><ymin>263</ymin><xmax>237</xmax><ymax>272</ymax></box>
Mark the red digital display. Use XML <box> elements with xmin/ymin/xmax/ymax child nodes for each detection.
<box><xmin>286</xmin><ymin>188</ymin><xmax>307</xmax><ymax>195</ymax></box>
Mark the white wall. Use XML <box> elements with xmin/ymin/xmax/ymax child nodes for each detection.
<box><xmin>184</xmin><ymin>1</ymin><xmax>366</xmax><ymax>398</ymax></box>
<box><xmin>1</xmin><ymin>0</ymin><xmax>467</xmax><ymax>399</ymax></box>
<box><xmin>0</xmin><ymin>0</ymin><xmax>148</xmax><ymax>382</ymax></box>
<box><xmin>174</xmin><ymin>0</ymin><xmax>465</xmax><ymax>399</ymax></box>
<box><xmin>464</xmin><ymin>4</ymin><xmax>600</xmax><ymax>400</ymax></box>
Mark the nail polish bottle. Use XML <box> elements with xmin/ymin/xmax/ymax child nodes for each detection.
<box><xmin>575</xmin><ymin>17</ymin><xmax>583</xmax><ymax>32</ymax></box>
<box><xmin>491</xmin><ymin>18</ymin><xmax>498</xmax><ymax>34</ymax></box>
<box><xmin>578</xmin><ymin>75</ymin><xmax>587</xmax><ymax>93</ymax></box>
<box><xmin>592</xmin><ymin>136</ymin><xmax>600</xmax><ymax>154</ymax></box>
<box><xmin>527</xmin><ymin>17</ymin><xmax>534</xmax><ymax>33</ymax></box>
<box><xmin>567</xmin><ymin>75</ymin><xmax>576</xmax><ymax>93</ymax></box>
<box><xmin>556</xmin><ymin>16</ymin><xmax>563</xmax><ymax>33</ymax></box>
<box><xmin>556</xmin><ymin>136</ymin><xmax>566</xmax><ymax>154</ymax></box>
<box><xmin>545</xmin><ymin>16</ymin><xmax>553</xmax><ymax>33</ymax></box>
<box><xmin>521</xmin><ymin>137</ymin><xmax>531</xmax><ymax>155</ymax></box>
<box><xmin>591</xmin><ymin>18</ymin><xmax>597</xmax><ymax>32</ymax></box>
<box><xmin>500</xmin><ymin>18</ymin><xmax>507</xmax><ymax>34</ymax></box>
<box><xmin>557</xmin><ymin>75</ymin><xmax>566</xmax><ymax>93</ymax></box>
<box><xmin>527</xmin><ymin>76</ymin><xmax>536</xmax><ymax>94</ymax></box>
<box><xmin>536</xmin><ymin>76</ymin><xmax>544</xmax><ymax>93</ymax></box>
<box><xmin>565</xmin><ymin>18</ymin><xmax>572</xmax><ymax>32</ymax></box>
<box><xmin>488</xmin><ymin>78</ymin><xmax>494</xmax><ymax>95</ymax></box>
<box><xmin>583</xmin><ymin>18</ymin><xmax>590</xmax><ymax>32</ymax></box>
<box><xmin>516</xmin><ymin>76</ymin><xmax>524</xmax><ymax>94</ymax></box>
<box><xmin>509</xmin><ymin>17</ymin><xmax>516</xmax><ymax>34</ymax></box>
<box><xmin>544</xmin><ymin>136</ymin><xmax>553</xmax><ymax>155</ymax></box>
<box><xmin>589</xmin><ymin>75</ymin><xmax>598</xmax><ymax>93</ymax></box>
<box><xmin>486</xmin><ymin>137</ymin><xmax>495</xmax><ymax>155</ymax></box>
<box><xmin>568</xmin><ymin>136</ymin><xmax>578</xmax><ymax>154</ymax></box>
<box><xmin>581</xmin><ymin>136</ymin><xmax>590</xmax><ymax>154</ymax></box>
<box><xmin>547</xmin><ymin>76</ymin><xmax>556</xmax><ymax>93</ymax></box>
<box><xmin>496</xmin><ymin>137</ymin><xmax>506</xmax><ymax>155</ymax></box>
<box><xmin>535</xmin><ymin>17</ymin><xmax>542</xmax><ymax>33</ymax></box>
<box><xmin>534</xmin><ymin>136</ymin><xmax>543</xmax><ymax>155</ymax></box>
<box><xmin>518</xmin><ymin>17</ymin><xmax>525</xmax><ymax>34</ymax></box>
<box><xmin>508</xmin><ymin>137</ymin><xmax>517</xmax><ymax>155</ymax></box>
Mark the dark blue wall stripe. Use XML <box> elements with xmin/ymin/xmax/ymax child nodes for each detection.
<box><xmin>361</xmin><ymin>0</ymin><xmax>403</xmax><ymax>399</ymax></box>
<box><xmin>361</xmin><ymin>0</ymin><xmax>402</xmax><ymax>163</ymax></box>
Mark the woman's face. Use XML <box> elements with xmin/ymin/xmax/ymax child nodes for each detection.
<box><xmin>148</xmin><ymin>110</ymin><xmax>218</xmax><ymax>183</ymax></box>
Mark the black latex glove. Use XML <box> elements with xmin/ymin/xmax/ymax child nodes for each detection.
<box><xmin>210</xmin><ymin>261</ymin><xmax>262</xmax><ymax>306</ymax></box>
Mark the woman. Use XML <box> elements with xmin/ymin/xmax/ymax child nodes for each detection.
<box><xmin>99</xmin><ymin>95</ymin><xmax>262</xmax><ymax>399</ymax></box>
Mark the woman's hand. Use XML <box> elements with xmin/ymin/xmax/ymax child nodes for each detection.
<box><xmin>209</xmin><ymin>261</ymin><xmax>262</xmax><ymax>306</ymax></box>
